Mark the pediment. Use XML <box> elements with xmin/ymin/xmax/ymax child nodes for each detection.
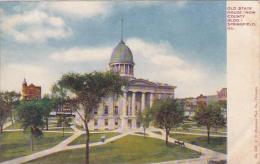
<box><xmin>129</xmin><ymin>79</ymin><xmax>157</xmax><ymax>87</ymax></box>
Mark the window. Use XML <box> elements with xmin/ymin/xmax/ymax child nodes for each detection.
<box><xmin>114</xmin><ymin>106</ymin><xmax>118</xmax><ymax>115</ymax></box>
<box><xmin>105</xmin><ymin>119</ymin><xmax>108</xmax><ymax>126</ymax></box>
<box><xmin>104</xmin><ymin>106</ymin><xmax>109</xmax><ymax>115</ymax></box>
<box><xmin>94</xmin><ymin>119</ymin><xmax>98</xmax><ymax>126</ymax></box>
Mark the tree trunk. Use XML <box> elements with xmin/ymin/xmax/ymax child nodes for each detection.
<box><xmin>62</xmin><ymin>121</ymin><xmax>64</xmax><ymax>137</ymax></box>
<box><xmin>207</xmin><ymin>127</ymin><xmax>210</xmax><ymax>144</ymax></box>
<box><xmin>165</xmin><ymin>130</ymin><xmax>169</xmax><ymax>146</ymax></box>
<box><xmin>85</xmin><ymin>122</ymin><xmax>90</xmax><ymax>164</ymax></box>
<box><xmin>10</xmin><ymin>109</ymin><xmax>14</xmax><ymax>125</ymax></box>
<box><xmin>45</xmin><ymin>117</ymin><xmax>48</xmax><ymax>131</ymax></box>
<box><xmin>0</xmin><ymin>125</ymin><xmax>3</xmax><ymax>133</ymax></box>
<box><xmin>31</xmin><ymin>128</ymin><xmax>34</xmax><ymax>151</ymax></box>
<box><xmin>143</xmin><ymin>127</ymin><xmax>146</xmax><ymax>138</ymax></box>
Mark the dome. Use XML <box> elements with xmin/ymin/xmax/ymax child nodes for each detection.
<box><xmin>110</xmin><ymin>41</ymin><xmax>134</xmax><ymax>65</ymax></box>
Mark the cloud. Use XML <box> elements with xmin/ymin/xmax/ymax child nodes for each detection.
<box><xmin>47</xmin><ymin>38</ymin><xmax>225</xmax><ymax>97</ymax></box>
<box><xmin>49</xmin><ymin>47</ymin><xmax>112</xmax><ymax>62</ymax></box>
<box><xmin>126</xmin><ymin>38</ymin><xmax>225</xmax><ymax>97</ymax></box>
<box><xmin>2</xmin><ymin>63</ymin><xmax>57</xmax><ymax>95</ymax></box>
<box><xmin>1</xmin><ymin>9</ymin><xmax>71</xmax><ymax>43</ymax></box>
<box><xmin>47</xmin><ymin>2</ymin><xmax>112</xmax><ymax>19</ymax></box>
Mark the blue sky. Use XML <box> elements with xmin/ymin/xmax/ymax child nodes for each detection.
<box><xmin>0</xmin><ymin>1</ymin><xmax>226</xmax><ymax>98</ymax></box>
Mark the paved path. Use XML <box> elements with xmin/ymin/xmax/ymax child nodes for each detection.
<box><xmin>146</xmin><ymin>128</ymin><xmax>226</xmax><ymax>163</ymax></box>
<box><xmin>3</xmin><ymin>121</ymin><xmax>12</xmax><ymax>129</ymax></box>
<box><xmin>1</xmin><ymin>127</ymin><xmax>226</xmax><ymax>164</ymax></box>
<box><xmin>0</xmin><ymin>126</ymin><xmax>84</xmax><ymax>164</ymax></box>
<box><xmin>0</xmin><ymin>127</ymin><xmax>128</xmax><ymax>164</ymax></box>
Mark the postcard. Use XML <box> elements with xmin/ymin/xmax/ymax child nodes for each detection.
<box><xmin>0</xmin><ymin>1</ymin><xmax>259</xmax><ymax>164</ymax></box>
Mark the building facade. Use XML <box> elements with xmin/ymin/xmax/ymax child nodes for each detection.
<box><xmin>76</xmin><ymin>40</ymin><xmax>176</xmax><ymax>130</ymax></box>
<box><xmin>21</xmin><ymin>79</ymin><xmax>41</xmax><ymax>100</ymax></box>
<box><xmin>180</xmin><ymin>88</ymin><xmax>227</xmax><ymax>118</ymax></box>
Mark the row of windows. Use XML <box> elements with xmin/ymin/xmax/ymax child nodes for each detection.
<box><xmin>94</xmin><ymin>119</ymin><xmax>119</xmax><ymax>126</ymax></box>
<box><xmin>112</xmin><ymin>65</ymin><xmax>133</xmax><ymax>74</ymax></box>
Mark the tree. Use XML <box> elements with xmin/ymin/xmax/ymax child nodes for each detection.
<box><xmin>137</xmin><ymin>107</ymin><xmax>152</xmax><ymax>138</ymax></box>
<box><xmin>194</xmin><ymin>102</ymin><xmax>226</xmax><ymax>144</ymax></box>
<box><xmin>0</xmin><ymin>91</ymin><xmax>20</xmax><ymax>124</ymax></box>
<box><xmin>57</xmin><ymin>71</ymin><xmax>126</xmax><ymax>164</ymax></box>
<box><xmin>0</xmin><ymin>96</ymin><xmax>10</xmax><ymax>133</ymax></box>
<box><xmin>16</xmin><ymin>101</ymin><xmax>44</xmax><ymax>151</ymax></box>
<box><xmin>51</xmin><ymin>83</ymin><xmax>68</xmax><ymax>111</ymax></box>
<box><xmin>151</xmin><ymin>97</ymin><xmax>184</xmax><ymax>146</ymax></box>
<box><xmin>57</xmin><ymin>115</ymin><xmax>72</xmax><ymax>137</ymax></box>
<box><xmin>38</xmin><ymin>96</ymin><xmax>57</xmax><ymax>131</ymax></box>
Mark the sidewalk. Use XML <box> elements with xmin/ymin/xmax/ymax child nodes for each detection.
<box><xmin>1</xmin><ymin>127</ymin><xmax>226</xmax><ymax>164</ymax></box>
<box><xmin>146</xmin><ymin>129</ymin><xmax>226</xmax><ymax>162</ymax></box>
<box><xmin>0</xmin><ymin>127</ymin><xmax>128</xmax><ymax>164</ymax></box>
<box><xmin>3</xmin><ymin>121</ymin><xmax>12</xmax><ymax>129</ymax></box>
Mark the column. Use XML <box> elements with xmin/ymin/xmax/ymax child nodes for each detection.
<box><xmin>141</xmin><ymin>92</ymin><xmax>145</xmax><ymax>112</ymax></box>
<box><xmin>132</xmin><ymin>92</ymin><xmax>136</xmax><ymax>117</ymax></box>
<box><xmin>150</xmin><ymin>93</ymin><xmax>154</xmax><ymax>108</ymax></box>
<box><xmin>121</xmin><ymin>91</ymin><xmax>127</xmax><ymax>130</ymax></box>
<box><xmin>122</xmin><ymin>92</ymin><xmax>127</xmax><ymax>116</ymax></box>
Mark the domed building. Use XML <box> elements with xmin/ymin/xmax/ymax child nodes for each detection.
<box><xmin>78</xmin><ymin>39</ymin><xmax>176</xmax><ymax>130</ymax></box>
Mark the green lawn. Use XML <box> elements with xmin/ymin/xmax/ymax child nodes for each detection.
<box><xmin>69</xmin><ymin>132</ymin><xmax>120</xmax><ymax>145</ymax></box>
<box><xmin>45</xmin><ymin>127</ymin><xmax>74</xmax><ymax>132</ymax></box>
<box><xmin>0</xmin><ymin>131</ymin><xmax>71</xmax><ymax>162</ymax></box>
<box><xmin>172</xmin><ymin>128</ymin><xmax>226</xmax><ymax>135</ymax></box>
<box><xmin>5</xmin><ymin>122</ymin><xmax>22</xmax><ymax>130</ymax></box>
<box><xmin>170</xmin><ymin>133</ymin><xmax>226</xmax><ymax>154</ymax></box>
<box><xmin>27</xmin><ymin>135</ymin><xmax>201</xmax><ymax>164</ymax></box>
<box><xmin>5</xmin><ymin>122</ymin><xmax>74</xmax><ymax>132</ymax></box>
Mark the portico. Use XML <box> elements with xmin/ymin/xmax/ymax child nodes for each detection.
<box><xmin>78</xmin><ymin>38</ymin><xmax>176</xmax><ymax>130</ymax></box>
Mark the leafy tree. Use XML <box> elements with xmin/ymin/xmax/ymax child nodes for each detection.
<box><xmin>57</xmin><ymin>71</ymin><xmax>126</xmax><ymax>164</ymax></box>
<box><xmin>16</xmin><ymin>101</ymin><xmax>44</xmax><ymax>151</ymax></box>
<box><xmin>137</xmin><ymin>107</ymin><xmax>152</xmax><ymax>137</ymax></box>
<box><xmin>57</xmin><ymin>115</ymin><xmax>72</xmax><ymax>137</ymax></box>
<box><xmin>0</xmin><ymin>91</ymin><xmax>20</xmax><ymax>124</ymax></box>
<box><xmin>0</xmin><ymin>96</ymin><xmax>9</xmax><ymax>133</ymax></box>
<box><xmin>51</xmin><ymin>83</ymin><xmax>68</xmax><ymax>110</ymax></box>
<box><xmin>38</xmin><ymin>96</ymin><xmax>57</xmax><ymax>131</ymax></box>
<box><xmin>194</xmin><ymin>102</ymin><xmax>226</xmax><ymax>144</ymax></box>
<box><xmin>151</xmin><ymin>97</ymin><xmax>184</xmax><ymax>146</ymax></box>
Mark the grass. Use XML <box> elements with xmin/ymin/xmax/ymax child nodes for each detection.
<box><xmin>69</xmin><ymin>132</ymin><xmax>120</xmax><ymax>145</ymax></box>
<box><xmin>170</xmin><ymin>133</ymin><xmax>226</xmax><ymax>154</ymax></box>
<box><xmin>0</xmin><ymin>131</ymin><xmax>71</xmax><ymax>162</ymax></box>
<box><xmin>45</xmin><ymin>127</ymin><xmax>74</xmax><ymax>132</ymax></box>
<box><xmin>27</xmin><ymin>135</ymin><xmax>201</xmax><ymax>164</ymax></box>
<box><xmin>172</xmin><ymin>128</ymin><xmax>226</xmax><ymax>135</ymax></box>
<box><xmin>5</xmin><ymin>122</ymin><xmax>22</xmax><ymax>130</ymax></box>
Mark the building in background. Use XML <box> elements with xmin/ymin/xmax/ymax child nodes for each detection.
<box><xmin>20</xmin><ymin>79</ymin><xmax>41</xmax><ymax>100</ymax></box>
<box><xmin>76</xmin><ymin>39</ymin><xmax>176</xmax><ymax>130</ymax></box>
<box><xmin>180</xmin><ymin>88</ymin><xmax>227</xmax><ymax>118</ymax></box>
<box><xmin>217</xmin><ymin>88</ymin><xmax>227</xmax><ymax>102</ymax></box>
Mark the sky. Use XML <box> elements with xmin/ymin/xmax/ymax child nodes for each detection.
<box><xmin>0</xmin><ymin>1</ymin><xmax>226</xmax><ymax>98</ymax></box>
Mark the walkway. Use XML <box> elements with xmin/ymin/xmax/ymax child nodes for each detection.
<box><xmin>1</xmin><ymin>127</ymin><xmax>226</xmax><ymax>164</ymax></box>
<box><xmin>3</xmin><ymin>121</ymin><xmax>12</xmax><ymax>129</ymax></box>
<box><xmin>0</xmin><ymin>127</ymin><xmax>129</xmax><ymax>164</ymax></box>
<box><xmin>146</xmin><ymin>128</ymin><xmax>226</xmax><ymax>163</ymax></box>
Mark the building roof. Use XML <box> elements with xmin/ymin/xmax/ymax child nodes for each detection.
<box><xmin>110</xmin><ymin>40</ymin><xmax>134</xmax><ymax>65</ymax></box>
